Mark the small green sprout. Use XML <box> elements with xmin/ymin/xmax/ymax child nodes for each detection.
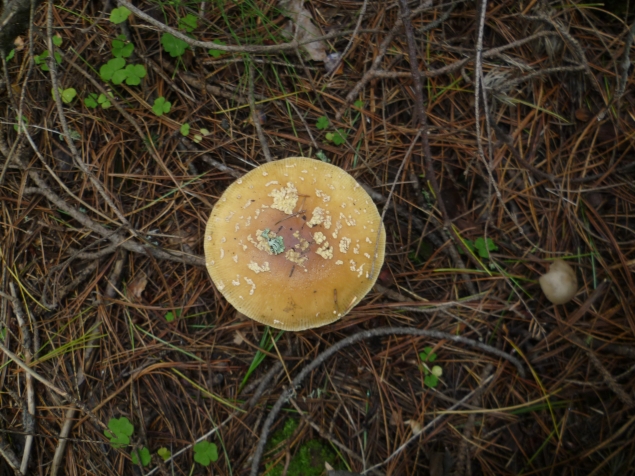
<box><xmin>52</xmin><ymin>87</ymin><xmax>77</xmax><ymax>104</ymax></box>
<box><xmin>98</xmin><ymin>93</ymin><xmax>113</xmax><ymax>109</ymax></box>
<box><xmin>6</xmin><ymin>49</ymin><xmax>15</xmax><ymax>61</ymax></box>
<box><xmin>157</xmin><ymin>447</ymin><xmax>171</xmax><ymax>461</ymax></box>
<box><xmin>164</xmin><ymin>309</ymin><xmax>182</xmax><ymax>322</ymax></box>
<box><xmin>316</xmin><ymin>151</ymin><xmax>330</xmax><ymax>163</ymax></box>
<box><xmin>325</xmin><ymin>129</ymin><xmax>347</xmax><ymax>146</ymax></box>
<box><xmin>34</xmin><ymin>50</ymin><xmax>62</xmax><ymax>72</ymax></box>
<box><xmin>178</xmin><ymin>14</ymin><xmax>198</xmax><ymax>33</ymax></box>
<box><xmin>180</xmin><ymin>123</ymin><xmax>190</xmax><ymax>136</ymax></box>
<box><xmin>105</xmin><ymin>417</ymin><xmax>134</xmax><ymax>448</ymax></box>
<box><xmin>131</xmin><ymin>447</ymin><xmax>151</xmax><ymax>466</ymax></box>
<box><xmin>353</xmin><ymin>100</ymin><xmax>364</xmax><ymax>109</ymax></box>
<box><xmin>152</xmin><ymin>96</ymin><xmax>172</xmax><ymax>116</ymax></box>
<box><xmin>316</xmin><ymin>116</ymin><xmax>329</xmax><ymax>130</ymax></box>
<box><xmin>161</xmin><ymin>33</ymin><xmax>188</xmax><ymax>58</ymax></box>
<box><xmin>208</xmin><ymin>40</ymin><xmax>226</xmax><ymax>58</ymax></box>
<box><xmin>53</xmin><ymin>35</ymin><xmax>62</xmax><ymax>47</ymax></box>
<box><xmin>419</xmin><ymin>346</ymin><xmax>442</xmax><ymax>388</ymax></box>
<box><xmin>461</xmin><ymin>236</ymin><xmax>498</xmax><ymax>259</ymax></box>
<box><xmin>110</xmin><ymin>6</ymin><xmax>131</xmax><ymax>24</ymax></box>
<box><xmin>193</xmin><ymin>440</ymin><xmax>218</xmax><ymax>466</ymax></box>
<box><xmin>262</xmin><ymin>229</ymin><xmax>285</xmax><ymax>255</ymax></box>
<box><xmin>14</xmin><ymin>115</ymin><xmax>28</xmax><ymax>132</ymax></box>
<box><xmin>112</xmin><ymin>36</ymin><xmax>134</xmax><ymax>58</ymax></box>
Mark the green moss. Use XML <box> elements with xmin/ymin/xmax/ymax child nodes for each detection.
<box><xmin>266</xmin><ymin>419</ymin><xmax>341</xmax><ymax>476</ymax></box>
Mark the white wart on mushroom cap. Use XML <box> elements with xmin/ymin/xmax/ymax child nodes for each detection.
<box><xmin>204</xmin><ymin>157</ymin><xmax>386</xmax><ymax>331</ymax></box>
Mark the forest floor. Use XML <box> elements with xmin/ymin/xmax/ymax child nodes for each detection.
<box><xmin>1</xmin><ymin>0</ymin><xmax>635</xmax><ymax>475</ymax></box>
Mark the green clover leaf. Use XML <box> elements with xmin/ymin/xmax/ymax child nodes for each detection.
<box><xmin>52</xmin><ymin>87</ymin><xmax>77</xmax><ymax>104</ymax></box>
<box><xmin>164</xmin><ymin>309</ymin><xmax>181</xmax><ymax>322</ymax></box>
<box><xmin>161</xmin><ymin>33</ymin><xmax>188</xmax><ymax>58</ymax></box>
<box><xmin>180</xmin><ymin>123</ymin><xmax>190</xmax><ymax>136</ymax></box>
<box><xmin>178</xmin><ymin>14</ymin><xmax>198</xmax><ymax>33</ymax></box>
<box><xmin>152</xmin><ymin>96</ymin><xmax>172</xmax><ymax>116</ymax></box>
<box><xmin>52</xmin><ymin>35</ymin><xmax>62</xmax><ymax>47</ymax></box>
<box><xmin>419</xmin><ymin>346</ymin><xmax>437</xmax><ymax>363</ymax></box>
<box><xmin>193</xmin><ymin>441</ymin><xmax>218</xmax><ymax>466</ymax></box>
<box><xmin>34</xmin><ymin>50</ymin><xmax>62</xmax><ymax>72</ymax></box>
<box><xmin>157</xmin><ymin>447</ymin><xmax>171</xmax><ymax>461</ymax></box>
<box><xmin>110</xmin><ymin>6</ymin><xmax>131</xmax><ymax>24</ymax></box>
<box><xmin>99</xmin><ymin>57</ymin><xmax>126</xmax><ymax>82</ymax></box>
<box><xmin>131</xmin><ymin>447</ymin><xmax>151</xmax><ymax>466</ymax></box>
<box><xmin>112</xmin><ymin>38</ymin><xmax>134</xmax><ymax>58</ymax></box>
<box><xmin>316</xmin><ymin>115</ymin><xmax>329</xmax><ymax>130</ymax></box>
<box><xmin>84</xmin><ymin>93</ymin><xmax>98</xmax><ymax>109</ymax></box>
<box><xmin>424</xmin><ymin>374</ymin><xmax>439</xmax><ymax>388</ymax></box>
<box><xmin>125</xmin><ymin>64</ymin><xmax>146</xmax><ymax>85</ymax></box>
<box><xmin>105</xmin><ymin>417</ymin><xmax>134</xmax><ymax>448</ymax></box>
<box><xmin>208</xmin><ymin>39</ymin><xmax>226</xmax><ymax>58</ymax></box>
<box><xmin>325</xmin><ymin>129</ymin><xmax>347</xmax><ymax>146</ymax></box>
<box><xmin>98</xmin><ymin>93</ymin><xmax>112</xmax><ymax>109</ymax></box>
<box><xmin>474</xmin><ymin>237</ymin><xmax>498</xmax><ymax>259</ymax></box>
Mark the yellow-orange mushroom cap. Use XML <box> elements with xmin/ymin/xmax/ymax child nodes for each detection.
<box><xmin>204</xmin><ymin>157</ymin><xmax>386</xmax><ymax>331</ymax></box>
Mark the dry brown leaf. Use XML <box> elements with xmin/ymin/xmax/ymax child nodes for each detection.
<box><xmin>126</xmin><ymin>273</ymin><xmax>148</xmax><ymax>300</ymax></box>
<box><xmin>233</xmin><ymin>331</ymin><xmax>246</xmax><ymax>346</ymax></box>
<box><xmin>278</xmin><ymin>0</ymin><xmax>327</xmax><ymax>62</ymax></box>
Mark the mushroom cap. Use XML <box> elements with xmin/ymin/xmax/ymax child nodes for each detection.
<box><xmin>204</xmin><ymin>157</ymin><xmax>386</xmax><ymax>331</ymax></box>
<box><xmin>538</xmin><ymin>259</ymin><xmax>578</xmax><ymax>305</ymax></box>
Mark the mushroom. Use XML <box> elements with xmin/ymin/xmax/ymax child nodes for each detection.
<box><xmin>538</xmin><ymin>259</ymin><xmax>578</xmax><ymax>305</ymax></box>
<box><xmin>204</xmin><ymin>157</ymin><xmax>386</xmax><ymax>331</ymax></box>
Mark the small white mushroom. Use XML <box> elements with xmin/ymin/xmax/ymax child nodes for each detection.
<box><xmin>539</xmin><ymin>259</ymin><xmax>578</xmax><ymax>305</ymax></box>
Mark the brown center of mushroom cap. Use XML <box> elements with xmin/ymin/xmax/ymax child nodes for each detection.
<box><xmin>204</xmin><ymin>157</ymin><xmax>386</xmax><ymax>331</ymax></box>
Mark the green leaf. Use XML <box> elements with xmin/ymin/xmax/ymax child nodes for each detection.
<box><xmin>424</xmin><ymin>374</ymin><xmax>439</xmax><ymax>388</ymax></box>
<box><xmin>131</xmin><ymin>447</ymin><xmax>151</xmax><ymax>466</ymax></box>
<box><xmin>157</xmin><ymin>447</ymin><xmax>171</xmax><ymax>461</ymax></box>
<box><xmin>208</xmin><ymin>39</ymin><xmax>226</xmax><ymax>58</ymax></box>
<box><xmin>161</xmin><ymin>33</ymin><xmax>188</xmax><ymax>58</ymax></box>
<box><xmin>84</xmin><ymin>93</ymin><xmax>98</xmax><ymax>108</ymax></box>
<box><xmin>180</xmin><ymin>123</ymin><xmax>190</xmax><ymax>136</ymax></box>
<box><xmin>315</xmin><ymin>151</ymin><xmax>330</xmax><ymax>163</ymax></box>
<box><xmin>62</xmin><ymin>88</ymin><xmax>76</xmax><ymax>103</ymax></box>
<box><xmin>431</xmin><ymin>365</ymin><xmax>443</xmax><ymax>378</ymax></box>
<box><xmin>178</xmin><ymin>14</ymin><xmax>198</xmax><ymax>32</ymax></box>
<box><xmin>98</xmin><ymin>93</ymin><xmax>112</xmax><ymax>109</ymax></box>
<box><xmin>193</xmin><ymin>441</ymin><xmax>218</xmax><ymax>466</ymax></box>
<box><xmin>122</xmin><ymin>64</ymin><xmax>146</xmax><ymax>86</ymax></box>
<box><xmin>99</xmin><ymin>57</ymin><xmax>126</xmax><ymax>81</ymax></box>
<box><xmin>316</xmin><ymin>115</ymin><xmax>329</xmax><ymax>130</ymax></box>
<box><xmin>112</xmin><ymin>39</ymin><xmax>134</xmax><ymax>58</ymax></box>
<box><xmin>353</xmin><ymin>100</ymin><xmax>364</xmax><ymax>109</ymax></box>
<box><xmin>419</xmin><ymin>346</ymin><xmax>437</xmax><ymax>363</ymax></box>
<box><xmin>52</xmin><ymin>35</ymin><xmax>62</xmax><ymax>47</ymax></box>
<box><xmin>13</xmin><ymin>115</ymin><xmax>28</xmax><ymax>132</ymax></box>
<box><xmin>52</xmin><ymin>87</ymin><xmax>77</xmax><ymax>104</ymax></box>
<box><xmin>111</xmin><ymin>68</ymin><xmax>128</xmax><ymax>85</ymax></box>
<box><xmin>105</xmin><ymin>417</ymin><xmax>134</xmax><ymax>448</ymax></box>
<box><xmin>474</xmin><ymin>236</ymin><xmax>498</xmax><ymax>259</ymax></box>
<box><xmin>326</xmin><ymin>128</ymin><xmax>347</xmax><ymax>146</ymax></box>
<box><xmin>6</xmin><ymin>49</ymin><xmax>15</xmax><ymax>61</ymax></box>
<box><xmin>152</xmin><ymin>96</ymin><xmax>172</xmax><ymax>116</ymax></box>
<box><xmin>34</xmin><ymin>50</ymin><xmax>60</xmax><ymax>71</ymax></box>
<box><xmin>110</xmin><ymin>6</ymin><xmax>131</xmax><ymax>24</ymax></box>
<box><xmin>164</xmin><ymin>308</ymin><xmax>181</xmax><ymax>322</ymax></box>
